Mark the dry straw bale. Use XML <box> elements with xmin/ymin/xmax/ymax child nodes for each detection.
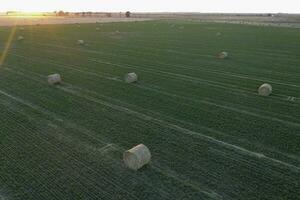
<box><xmin>123</xmin><ymin>144</ymin><xmax>151</xmax><ymax>170</ymax></box>
<box><xmin>47</xmin><ymin>74</ymin><xmax>62</xmax><ymax>85</ymax></box>
<box><xmin>258</xmin><ymin>83</ymin><xmax>272</xmax><ymax>96</ymax></box>
<box><xmin>17</xmin><ymin>36</ymin><xmax>24</xmax><ymax>41</ymax></box>
<box><xmin>77</xmin><ymin>40</ymin><xmax>85</xmax><ymax>45</ymax></box>
<box><xmin>218</xmin><ymin>51</ymin><xmax>228</xmax><ymax>59</ymax></box>
<box><xmin>124</xmin><ymin>72</ymin><xmax>138</xmax><ymax>83</ymax></box>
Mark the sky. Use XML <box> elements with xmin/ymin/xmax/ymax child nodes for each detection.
<box><xmin>0</xmin><ymin>0</ymin><xmax>299</xmax><ymax>13</ymax></box>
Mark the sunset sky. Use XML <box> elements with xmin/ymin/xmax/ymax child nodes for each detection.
<box><xmin>1</xmin><ymin>0</ymin><xmax>299</xmax><ymax>13</ymax></box>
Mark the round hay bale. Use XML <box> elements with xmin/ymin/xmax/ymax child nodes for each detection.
<box><xmin>20</xmin><ymin>27</ymin><xmax>25</xmax><ymax>31</ymax></box>
<box><xmin>123</xmin><ymin>144</ymin><xmax>151</xmax><ymax>170</ymax></box>
<box><xmin>218</xmin><ymin>51</ymin><xmax>228</xmax><ymax>59</ymax></box>
<box><xmin>47</xmin><ymin>74</ymin><xmax>62</xmax><ymax>85</ymax></box>
<box><xmin>124</xmin><ymin>72</ymin><xmax>138</xmax><ymax>83</ymax></box>
<box><xmin>77</xmin><ymin>40</ymin><xmax>84</xmax><ymax>45</ymax></box>
<box><xmin>216</xmin><ymin>32</ymin><xmax>222</xmax><ymax>36</ymax></box>
<box><xmin>96</xmin><ymin>27</ymin><xmax>100</xmax><ymax>30</ymax></box>
<box><xmin>258</xmin><ymin>83</ymin><xmax>272</xmax><ymax>96</ymax></box>
<box><xmin>17</xmin><ymin>36</ymin><xmax>24</xmax><ymax>41</ymax></box>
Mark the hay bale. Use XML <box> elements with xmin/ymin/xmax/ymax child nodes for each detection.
<box><xmin>124</xmin><ymin>72</ymin><xmax>138</xmax><ymax>83</ymax></box>
<box><xmin>17</xmin><ymin>36</ymin><xmax>24</xmax><ymax>41</ymax></box>
<box><xmin>96</xmin><ymin>27</ymin><xmax>100</xmax><ymax>30</ymax></box>
<box><xmin>123</xmin><ymin>144</ymin><xmax>151</xmax><ymax>170</ymax></box>
<box><xmin>47</xmin><ymin>74</ymin><xmax>62</xmax><ymax>85</ymax></box>
<box><xmin>218</xmin><ymin>51</ymin><xmax>228</xmax><ymax>59</ymax></box>
<box><xmin>20</xmin><ymin>27</ymin><xmax>25</xmax><ymax>31</ymax></box>
<box><xmin>77</xmin><ymin>40</ymin><xmax>84</xmax><ymax>45</ymax></box>
<box><xmin>258</xmin><ymin>83</ymin><xmax>272</xmax><ymax>96</ymax></box>
<box><xmin>216</xmin><ymin>32</ymin><xmax>222</xmax><ymax>36</ymax></box>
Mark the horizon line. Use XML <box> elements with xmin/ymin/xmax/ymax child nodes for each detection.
<box><xmin>1</xmin><ymin>11</ymin><xmax>300</xmax><ymax>14</ymax></box>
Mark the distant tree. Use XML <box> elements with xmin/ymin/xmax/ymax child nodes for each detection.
<box><xmin>106</xmin><ymin>13</ymin><xmax>112</xmax><ymax>17</ymax></box>
<box><xmin>125</xmin><ymin>11</ymin><xmax>131</xmax><ymax>18</ymax></box>
<box><xmin>6</xmin><ymin>11</ymin><xmax>16</xmax><ymax>15</ymax></box>
<box><xmin>58</xmin><ymin>10</ymin><xmax>65</xmax><ymax>16</ymax></box>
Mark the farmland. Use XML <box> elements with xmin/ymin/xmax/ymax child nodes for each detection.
<box><xmin>0</xmin><ymin>20</ymin><xmax>299</xmax><ymax>199</ymax></box>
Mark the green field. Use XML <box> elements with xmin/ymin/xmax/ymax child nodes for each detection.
<box><xmin>0</xmin><ymin>20</ymin><xmax>299</xmax><ymax>199</ymax></box>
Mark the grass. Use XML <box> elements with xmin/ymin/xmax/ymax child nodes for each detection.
<box><xmin>0</xmin><ymin>20</ymin><xmax>299</xmax><ymax>199</ymax></box>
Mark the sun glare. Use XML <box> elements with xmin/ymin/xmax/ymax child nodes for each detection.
<box><xmin>6</xmin><ymin>11</ymin><xmax>47</xmax><ymax>17</ymax></box>
<box><xmin>0</xmin><ymin>22</ymin><xmax>17</xmax><ymax>66</ymax></box>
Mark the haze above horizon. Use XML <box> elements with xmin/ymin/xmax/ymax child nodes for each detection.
<box><xmin>1</xmin><ymin>0</ymin><xmax>299</xmax><ymax>13</ymax></box>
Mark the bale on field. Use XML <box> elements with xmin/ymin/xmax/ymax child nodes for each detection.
<box><xmin>218</xmin><ymin>51</ymin><xmax>228</xmax><ymax>59</ymax></box>
<box><xmin>258</xmin><ymin>83</ymin><xmax>272</xmax><ymax>96</ymax></box>
<box><xmin>123</xmin><ymin>144</ymin><xmax>151</xmax><ymax>170</ymax></box>
<box><xmin>77</xmin><ymin>40</ymin><xmax>84</xmax><ymax>45</ymax></box>
<box><xmin>20</xmin><ymin>27</ymin><xmax>25</xmax><ymax>31</ymax></box>
<box><xmin>96</xmin><ymin>27</ymin><xmax>100</xmax><ymax>30</ymax></box>
<box><xmin>124</xmin><ymin>72</ymin><xmax>138</xmax><ymax>83</ymax></box>
<box><xmin>47</xmin><ymin>74</ymin><xmax>62</xmax><ymax>85</ymax></box>
<box><xmin>216</xmin><ymin>32</ymin><xmax>222</xmax><ymax>36</ymax></box>
<box><xmin>17</xmin><ymin>36</ymin><xmax>24</xmax><ymax>41</ymax></box>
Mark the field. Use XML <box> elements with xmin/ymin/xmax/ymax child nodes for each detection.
<box><xmin>0</xmin><ymin>20</ymin><xmax>299</xmax><ymax>199</ymax></box>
